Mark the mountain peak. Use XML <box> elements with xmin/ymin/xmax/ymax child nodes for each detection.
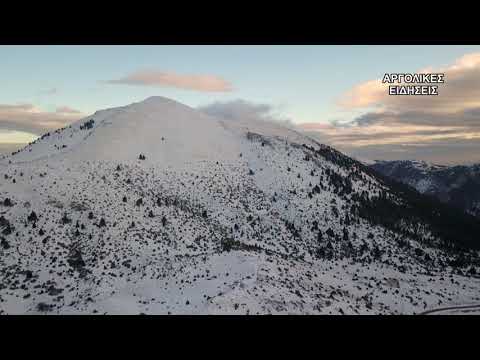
<box><xmin>132</xmin><ymin>96</ymin><xmax>193</xmax><ymax>110</ymax></box>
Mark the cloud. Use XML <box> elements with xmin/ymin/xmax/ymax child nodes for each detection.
<box><xmin>198</xmin><ymin>99</ymin><xmax>293</xmax><ymax>126</ymax></box>
<box><xmin>0</xmin><ymin>103</ymin><xmax>84</xmax><ymax>136</ymax></box>
<box><xmin>106</xmin><ymin>70</ymin><xmax>232</xmax><ymax>92</ymax></box>
<box><xmin>339</xmin><ymin>52</ymin><xmax>480</xmax><ymax>114</ymax></box>
<box><xmin>301</xmin><ymin>52</ymin><xmax>480</xmax><ymax>164</ymax></box>
<box><xmin>299</xmin><ymin>114</ymin><xmax>480</xmax><ymax>163</ymax></box>
<box><xmin>0</xmin><ymin>129</ymin><xmax>38</xmax><ymax>144</ymax></box>
<box><xmin>303</xmin><ymin>125</ymin><xmax>480</xmax><ymax>165</ymax></box>
<box><xmin>352</xmin><ymin>108</ymin><xmax>480</xmax><ymax>129</ymax></box>
<box><xmin>300</xmin><ymin>121</ymin><xmax>474</xmax><ymax>146</ymax></box>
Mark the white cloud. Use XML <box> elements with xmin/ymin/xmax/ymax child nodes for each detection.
<box><xmin>106</xmin><ymin>69</ymin><xmax>233</xmax><ymax>92</ymax></box>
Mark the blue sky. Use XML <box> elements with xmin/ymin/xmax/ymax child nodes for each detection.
<box><xmin>2</xmin><ymin>45</ymin><xmax>480</xmax><ymax>164</ymax></box>
<box><xmin>1</xmin><ymin>45</ymin><xmax>479</xmax><ymax>121</ymax></box>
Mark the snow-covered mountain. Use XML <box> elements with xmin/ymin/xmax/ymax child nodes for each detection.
<box><xmin>371</xmin><ymin>160</ymin><xmax>480</xmax><ymax>218</ymax></box>
<box><xmin>1</xmin><ymin>97</ymin><xmax>480</xmax><ymax>315</ymax></box>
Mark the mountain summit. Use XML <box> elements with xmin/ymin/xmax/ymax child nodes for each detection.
<box><xmin>5</xmin><ymin>96</ymin><xmax>309</xmax><ymax>167</ymax></box>
<box><xmin>1</xmin><ymin>97</ymin><xmax>479</xmax><ymax>314</ymax></box>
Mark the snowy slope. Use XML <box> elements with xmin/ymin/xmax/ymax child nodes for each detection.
<box><xmin>1</xmin><ymin>97</ymin><xmax>480</xmax><ymax>315</ymax></box>
<box><xmin>4</xmin><ymin>97</ymin><xmax>313</xmax><ymax>168</ymax></box>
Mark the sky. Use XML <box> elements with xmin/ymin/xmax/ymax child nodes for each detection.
<box><xmin>1</xmin><ymin>45</ymin><xmax>480</xmax><ymax>164</ymax></box>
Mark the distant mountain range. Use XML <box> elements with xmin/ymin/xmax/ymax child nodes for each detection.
<box><xmin>370</xmin><ymin>160</ymin><xmax>480</xmax><ymax>218</ymax></box>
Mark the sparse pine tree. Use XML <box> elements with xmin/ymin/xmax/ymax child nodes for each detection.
<box><xmin>317</xmin><ymin>230</ymin><xmax>323</xmax><ymax>242</ymax></box>
<box><xmin>27</xmin><ymin>211</ymin><xmax>38</xmax><ymax>223</ymax></box>
<box><xmin>61</xmin><ymin>212</ymin><xmax>71</xmax><ymax>224</ymax></box>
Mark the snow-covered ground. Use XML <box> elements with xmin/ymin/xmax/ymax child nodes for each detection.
<box><xmin>1</xmin><ymin>96</ymin><xmax>479</xmax><ymax>315</ymax></box>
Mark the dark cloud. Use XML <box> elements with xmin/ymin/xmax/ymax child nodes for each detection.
<box><xmin>463</xmin><ymin>107</ymin><xmax>480</xmax><ymax>117</ymax></box>
<box><xmin>198</xmin><ymin>99</ymin><xmax>294</xmax><ymax>126</ymax></box>
<box><xmin>352</xmin><ymin>109</ymin><xmax>480</xmax><ymax>128</ymax></box>
<box><xmin>352</xmin><ymin>112</ymin><xmax>388</xmax><ymax>127</ymax></box>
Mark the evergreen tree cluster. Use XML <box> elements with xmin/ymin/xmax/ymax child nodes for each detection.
<box><xmin>79</xmin><ymin>119</ymin><xmax>95</xmax><ymax>130</ymax></box>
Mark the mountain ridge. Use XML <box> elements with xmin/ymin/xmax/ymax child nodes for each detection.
<box><xmin>1</xmin><ymin>97</ymin><xmax>480</xmax><ymax>314</ymax></box>
<box><xmin>371</xmin><ymin>159</ymin><xmax>480</xmax><ymax>218</ymax></box>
